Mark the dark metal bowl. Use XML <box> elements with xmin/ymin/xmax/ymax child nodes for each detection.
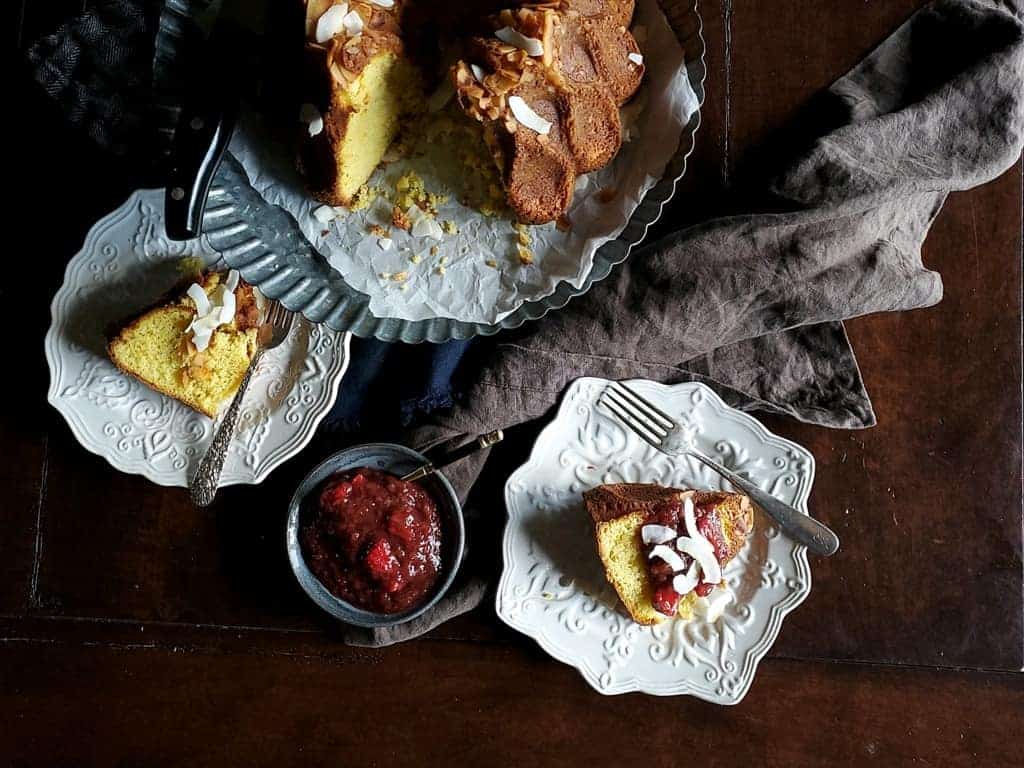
<box><xmin>286</xmin><ymin>443</ymin><xmax>465</xmax><ymax>628</ymax></box>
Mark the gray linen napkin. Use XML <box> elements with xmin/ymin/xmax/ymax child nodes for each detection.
<box><xmin>342</xmin><ymin>0</ymin><xmax>1024</xmax><ymax>646</ymax></box>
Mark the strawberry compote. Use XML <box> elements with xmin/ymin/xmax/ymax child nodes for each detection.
<box><xmin>643</xmin><ymin>498</ymin><xmax>726</xmax><ymax>616</ymax></box>
<box><xmin>301</xmin><ymin>467</ymin><xmax>442</xmax><ymax>614</ymax></box>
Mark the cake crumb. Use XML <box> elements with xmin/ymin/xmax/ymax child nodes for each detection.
<box><xmin>517</xmin><ymin>244</ymin><xmax>534</xmax><ymax>265</ymax></box>
<box><xmin>392</xmin><ymin>205</ymin><xmax>411</xmax><ymax>231</ymax></box>
<box><xmin>349</xmin><ymin>185</ymin><xmax>382</xmax><ymax>211</ymax></box>
<box><xmin>368</xmin><ymin>223</ymin><xmax>390</xmax><ymax>238</ymax></box>
<box><xmin>441</xmin><ymin>220</ymin><xmax>459</xmax><ymax>235</ymax></box>
<box><xmin>430</xmin><ymin>245</ymin><xmax>439</xmax><ymax>256</ymax></box>
<box><xmin>392</xmin><ymin>271</ymin><xmax>408</xmax><ymax>282</ymax></box>
<box><xmin>379</xmin><ymin>272</ymin><xmax>392</xmax><ymax>280</ymax></box>
<box><xmin>439</xmin><ymin>255</ymin><xmax>448</xmax><ymax>266</ymax></box>
<box><xmin>410</xmin><ymin>253</ymin><xmax>422</xmax><ymax>264</ymax></box>
<box><xmin>514</xmin><ymin>223</ymin><xmax>532</xmax><ymax>246</ymax></box>
<box><xmin>485</xmin><ymin>259</ymin><xmax>498</xmax><ymax>268</ymax></box>
<box><xmin>436</xmin><ymin>265</ymin><xmax>446</xmax><ymax>276</ymax></box>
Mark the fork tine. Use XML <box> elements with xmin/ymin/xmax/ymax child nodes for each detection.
<box><xmin>603</xmin><ymin>388</ymin><xmax>669</xmax><ymax>438</ymax></box>
<box><xmin>599</xmin><ymin>395</ymin><xmax>665</xmax><ymax>450</ymax></box>
<box><xmin>614</xmin><ymin>382</ymin><xmax>676</xmax><ymax>429</ymax></box>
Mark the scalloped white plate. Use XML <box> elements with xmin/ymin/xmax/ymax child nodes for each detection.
<box><xmin>498</xmin><ymin>378</ymin><xmax>814</xmax><ymax>703</ymax></box>
<box><xmin>45</xmin><ymin>189</ymin><xmax>351</xmax><ymax>488</ymax></box>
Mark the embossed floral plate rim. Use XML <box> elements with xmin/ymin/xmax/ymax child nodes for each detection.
<box><xmin>44</xmin><ymin>188</ymin><xmax>352</xmax><ymax>488</ymax></box>
<box><xmin>497</xmin><ymin>378</ymin><xmax>815</xmax><ymax>703</ymax></box>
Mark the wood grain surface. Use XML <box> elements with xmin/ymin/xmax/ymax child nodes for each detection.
<box><xmin>5</xmin><ymin>0</ymin><xmax>1023</xmax><ymax>765</ymax></box>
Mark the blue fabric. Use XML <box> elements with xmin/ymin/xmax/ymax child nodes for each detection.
<box><xmin>324</xmin><ymin>337</ymin><xmax>474</xmax><ymax>433</ymax></box>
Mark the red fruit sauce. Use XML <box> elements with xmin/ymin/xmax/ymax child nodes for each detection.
<box><xmin>301</xmin><ymin>467</ymin><xmax>442</xmax><ymax>614</ymax></box>
<box><xmin>642</xmin><ymin>497</ymin><xmax>726</xmax><ymax>616</ymax></box>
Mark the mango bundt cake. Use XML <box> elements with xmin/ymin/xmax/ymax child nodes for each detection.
<box><xmin>108</xmin><ymin>270</ymin><xmax>261</xmax><ymax>418</ymax></box>
<box><xmin>297</xmin><ymin>0</ymin><xmax>645</xmax><ymax>224</ymax></box>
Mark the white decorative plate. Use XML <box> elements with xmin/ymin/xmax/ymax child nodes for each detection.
<box><xmin>498</xmin><ymin>378</ymin><xmax>814</xmax><ymax>704</ymax></box>
<box><xmin>45</xmin><ymin>189</ymin><xmax>351</xmax><ymax>488</ymax></box>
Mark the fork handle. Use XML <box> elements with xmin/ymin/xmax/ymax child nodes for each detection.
<box><xmin>687</xmin><ymin>451</ymin><xmax>840</xmax><ymax>556</ymax></box>
<box><xmin>190</xmin><ymin>350</ymin><xmax>263</xmax><ymax>507</ymax></box>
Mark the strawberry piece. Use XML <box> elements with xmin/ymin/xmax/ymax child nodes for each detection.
<box><xmin>364</xmin><ymin>538</ymin><xmax>396</xmax><ymax>580</ymax></box>
<box><xmin>652</xmin><ymin>584</ymin><xmax>681</xmax><ymax>616</ymax></box>
<box><xmin>694</xmin><ymin>582</ymin><xmax>714</xmax><ymax>597</ymax></box>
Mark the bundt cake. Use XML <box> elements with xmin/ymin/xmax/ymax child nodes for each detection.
<box><xmin>584</xmin><ymin>484</ymin><xmax>754</xmax><ymax>625</ymax></box>
<box><xmin>297</xmin><ymin>0</ymin><xmax>644</xmax><ymax>224</ymax></box>
<box><xmin>108</xmin><ymin>270</ymin><xmax>262</xmax><ymax>418</ymax></box>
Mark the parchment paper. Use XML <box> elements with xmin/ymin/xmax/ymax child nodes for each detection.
<box><xmin>228</xmin><ymin>0</ymin><xmax>699</xmax><ymax>325</ymax></box>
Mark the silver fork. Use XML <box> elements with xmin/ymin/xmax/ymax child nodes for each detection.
<box><xmin>190</xmin><ymin>301</ymin><xmax>295</xmax><ymax>507</ymax></box>
<box><xmin>599</xmin><ymin>382</ymin><xmax>840</xmax><ymax>556</ymax></box>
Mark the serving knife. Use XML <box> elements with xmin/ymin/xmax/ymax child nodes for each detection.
<box><xmin>165</xmin><ymin>0</ymin><xmax>269</xmax><ymax>241</ymax></box>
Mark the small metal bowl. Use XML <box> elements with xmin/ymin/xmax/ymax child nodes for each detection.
<box><xmin>286</xmin><ymin>443</ymin><xmax>465</xmax><ymax>628</ymax></box>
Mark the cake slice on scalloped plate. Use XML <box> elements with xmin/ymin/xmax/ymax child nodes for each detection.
<box><xmin>107</xmin><ymin>269</ymin><xmax>262</xmax><ymax>419</ymax></box>
<box><xmin>584</xmin><ymin>483</ymin><xmax>754</xmax><ymax>625</ymax></box>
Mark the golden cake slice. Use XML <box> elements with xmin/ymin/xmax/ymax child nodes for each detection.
<box><xmin>584</xmin><ymin>483</ymin><xmax>754</xmax><ymax>625</ymax></box>
<box><xmin>298</xmin><ymin>0</ymin><xmax>425</xmax><ymax>206</ymax></box>
<box><xmin>107</xmin><ymin>270</ymin><xmax>261</xmax><ymax>418</ymax></box>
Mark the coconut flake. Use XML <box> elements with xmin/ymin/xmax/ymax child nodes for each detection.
<box><xmin>675</xmin><ymin>535</ymin><xmax>721</xmax><ymax>585</ymax></box>
<box><xmin>641</xmin><ymin>524</ymin><xmax>677</xmax><ymax>545</ymax></box>
<box><xmin>369</xmin><ymin>0</ymin><xmax>394</xmax><ymax>6</ymax></box>
<box><xmin>672</xmin><ymin>562</ymin><xmax>700</xmax><ymax>595</ymax></box>
<box><xmin>648</xmin><ymin>544</ymin><xmax>686</xmax><ymax>573</ymax></box>
<box><xmin>495</xmin><ymin>26</ymin><xmax>544</xmax><ymax>57</ymax></box>
<box><xmin>377</xmin><ymin>237</ymin><xmax>393</xmax><ymax>250</ymax></box>
<box><xmin>628</xmin><ymin>52</ymin><xmax>644</xmax><ymax>66</ymax></box>
<box><xmin>187</xmin><ymin>284</ymin><xmax>211</xmax><ymax>316</ymax></box>
<box><xmin>471</xmin><ymin>64</ymin><xmax>486</xmax><ymax>82</ymax></box>
<box><xmin>225</xmin><ymin>269</ymin><xmax>240</xmax><ymax>292</ymax></box>
<box><xmin>313</xmin><ymin>204</ymin><xmax>337</xmax><ymax>223</ymax></box>
<box><xmin>342</xmin><ymin>9</ymin><xmax>364</xmax><ymax>36</ymax></box>
<box><xmin>508</xmin><ymin>96</ymin><xmax>551</xmax><ymax>136</ymax></box>
<box><xmin>315</xmin><ymin>3</ymin><xmax>349</xmax><ymax>43</ymax></box>
<box><xmin>411</xmin><ymin>216</ymin><xmax>443</xmax><ymax>240</ymax></box>
<box><xmin>696</xmin><ymin>586</ymin><xmax>733</xmax><ymax>622</ymax></box>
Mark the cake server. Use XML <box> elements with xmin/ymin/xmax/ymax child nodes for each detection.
<box><xmin>599</xmin><ymin>382</ymin><xmax>840</xmax><ymax>557</ymax></box>
<box><xmin>401</xmin><ymin>431</ymin><xmax>505</xmax><ymax>482</ymax></box>
<box><xmin>165</xmin><ymin>0</ymin><xmax>269</xmax><ymax>241</ymax></box>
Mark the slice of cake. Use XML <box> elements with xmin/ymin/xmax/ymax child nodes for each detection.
<box><xmin>584</xmin><ymin>483</ymin><xmax>754</xmax><ymax>625</ymax></box>
<box><xmin>298</xmin><ymin>0</ymin><xmax>425</xmax><ymax>206</ymax></box>
<box><xmin>107</xmin><ymin>270</ymin><xmax>261</xmax><ymax>418</ymax></box>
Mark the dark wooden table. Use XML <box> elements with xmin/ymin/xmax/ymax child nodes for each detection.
<box><xmin>5</xmin><ymin>1</ymin><xmax>1023</xmax><ymax>765</ymax></box>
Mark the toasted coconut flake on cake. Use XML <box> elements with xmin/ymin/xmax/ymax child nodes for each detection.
<box><xmin>316</xmin><ymin>3</ymin><xmax>349</xmax><ymax>43</ymax></box>
<box><xmin>508</xmin><ymin>96</ymin><xmax>551</xmax><ymax>135</ymax></box>
<box><xmin>341</xmin><ymin>9</ymin><xmax>364</xmax><ymax>37</ymax></box>
<box><xmin>495</xmin><ymin>26</ymin><xmax>544</xmax><ymax>57</ymax></box>
<box><xmin>299</xmin><ymin>103</ymin><xmax>324</xmax><ymax>137</ymax></box>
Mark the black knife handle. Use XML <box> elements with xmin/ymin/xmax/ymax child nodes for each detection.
<box><xmin>165</xmin><ymin>95</ymin><xmax>239</xmax><ymax>241</ymax></box>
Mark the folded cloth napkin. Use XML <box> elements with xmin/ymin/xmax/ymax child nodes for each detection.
<box><xmin>341</xmin><ymin>0</ymin><xmax>1024</xmax><ymax>646</ymax></box>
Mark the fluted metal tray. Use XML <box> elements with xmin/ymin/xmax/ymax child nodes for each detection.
<box><xmin>180</xmin><ymin>1</ymin><xmax>706</xmax><ymax>343</ymax></box>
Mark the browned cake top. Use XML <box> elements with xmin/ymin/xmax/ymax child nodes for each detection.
<box><xmin>452</xmin><ymin>0</ymin><xmax>644</xmax><ymax>223</ymax></box>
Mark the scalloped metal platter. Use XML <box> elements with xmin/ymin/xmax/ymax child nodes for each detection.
<box><xmin>194</xmin><ymin>1</ymin><xmax>706</xmax><ymax>343</ymax></box>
